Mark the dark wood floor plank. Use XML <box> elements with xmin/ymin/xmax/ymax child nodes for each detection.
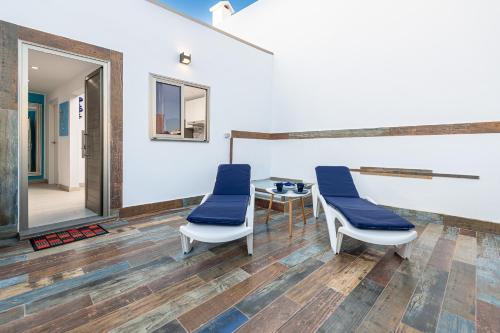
<box><xmin>365</xmin><ymin>248</ymin><xmax>404</xmax><ymax>286</ymax></box>
<box><xmin>398</xmin><ymin>224</ymin><xmax>443</xmax><ymax>277</ymax></box>
<box><xmin>0</xmin><ymin>295</ymin><xmax>92</xmax><ymax>333</ymax></box>
<box><xmin>401</xmin><ymin>265</ymin><xmax>449</xmax><ymax>332</ymax></box>
<box><xmin>277</xmin><ymin>287</ymin><xmax>343</xmax><ymax>333</ymax></box>
<box><xmin>25</xmin><ymin>286</ymin><xmax>152</xmax><ymax>333</ymax></box>
<box><xmin>357</xmin><ymin>271</ymin><xmax>419</xmax><ymax>333</ymax></box>
<box><xmin>235</xmin><ymin>296</ymin><xmax>300</xmax><ymax>333</ymax></box>
<box><xmin>0</xmin><ymin>306</ymin><xmax>24</xmax><ymax>325</ymax></box>
<box><xmin>69</xmin><ymin>274</ymin><xmax>207</xmax><ymax>333</ymax></box>
<box><xmin>148</xmin><ymin>246</ymin><xmax>247</xmax><ymax>293</ymax></box>
<box><xmin>235</xmin><ymin>258</ymin><xmax>323</xmax><ymax>317</ymax></box>
<box><xmin>0</xmin><ymin>261</ymin><xmax>129</xmax><ymax>313</ymax></box>
<box><xmin>195</xmin><ymin>307</ymin><xmax>248</xmax><ymax>333</ymax></box>
<box><xmin>152</xmin><ymin>319</ymin><xmax>187</xmax><ymax>333</ymax></box>
<box><xmin>441</xmin><ymin>260</ymin><xmax>476</xmax><ymax>321</ymax></box>
<box><xmin>318</xmin><ymin>278</ymin><xmax>384</xmax><ymax>332</ymax></box>
<box><xmin>108</xmin><ymin>269</ymin><xmax>249</xmax><ymax>333</ymax></box>
<box><xmin>286</xmin><ymin>253</ymin><xmax>355</xmax><ymax>305</ymax></box>
<box><xmin>427</xmin><ymin>237</ymin><xmax>456</xmax><ymax>272</ymax></box>
<box><xmin>178</xmin><ymin>262</ymin><xmax>287</xmax><ymax>332</ymax></box>
<box><xmin>476</xmin><ymin>299</ymin><xmax>500</xmax><ymax>333</ymax></box>
<box><xmin>436</xmin><ymin>310</ymin><xmax>475</xmax><ymax>333</ymax></box>
<box><xmin>24</xmin><ymin>256</ymin><xmax>176</xmax><ymax>314</ymax></box>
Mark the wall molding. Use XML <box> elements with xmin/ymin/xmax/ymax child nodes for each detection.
<box><xmin>230</xmin><ymin>122</ymin><xmax>494</xmax><ymax>179</ymax></box>
<box><xmin>350</xmin><ymin>167</ymin><xmax>479</xmax><ymax>180</ymax></box>
<box><xmin>119</xmin><ymin>195</ymin><xmax>204</xmax><ymax>218</ymax></box>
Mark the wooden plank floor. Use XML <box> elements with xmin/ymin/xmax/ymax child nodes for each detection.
<box><xmin>0</xmin><ymin>207</ymin><xmax>498</xmax><ymax>333</ymax></box>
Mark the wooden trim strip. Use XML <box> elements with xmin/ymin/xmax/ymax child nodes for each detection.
<box><xmin>119</xmin><ymin>195</ymin><xmax>203</xmax><ymax>218</ymax></box>
<box><xmin>277</xmin><ymin>121</ymin><xmax>500</xmax><ymax>140</ymax></box>
<box><xmin>349</xmin><ymin>167</ymin><xmax>480</xmax><ymax>180</ymax></box>
<box><xmin>232</xmin><ymin>121</ymin><xmax>500</xmax><ymax>141</ymax></box>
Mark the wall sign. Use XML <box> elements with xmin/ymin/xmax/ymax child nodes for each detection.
<box><xmin>79</xmin><ymin>96</ymin><xmax>84</xmax><ymax>119</ymax></box>
<box><xmin>59</xmin><ymin>101</ymin><xmax>69</xmax><ymax>136</ymax></box>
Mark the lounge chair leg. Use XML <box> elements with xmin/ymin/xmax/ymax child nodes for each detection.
<box><xmin>180</xmin><ymin>233</ymin><xmax>193</xmax><ymax>254</ymax></box>
<box><xmin>246</xmin><ymin>234</ymin><xmax>253</xmax><ymax>255</ymax></box>
<box><xmin>396</xmin><ymin>241</ymin><xmax>414</xmax><ymax>259</ymax></box>
<box><xmin>336</xmin><ymin>232</ymin><xmax>343</xmax><ymax>254</ymax></box>
<box><xmin>312</xmin><ymin>186</ymin><xmax>319</xmax><ymax>219</ymax></box>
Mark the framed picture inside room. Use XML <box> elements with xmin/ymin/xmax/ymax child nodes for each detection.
<box><xmin>149</xmin><ymin>74</ymin><xmax>210</xmax><ymax>142</ymax></box>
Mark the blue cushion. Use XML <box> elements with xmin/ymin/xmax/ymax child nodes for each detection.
<box><xmin>187</xmin><ymin>195</ymin><xmax>249</xmax><ymax>226</ymax></box>
<box><xmin>213</xmin><ymin>164</ymin><xmax>251</xmax><ymax>195</ymax></box>
<box><xmin>323</xmin><ymin>196</ymin><xmax>415</xmax><ymax>230</ymax></box>
<box><xmin>315</xmin><ymin>166</ymin><xmax>359</xmax><ymax>198</ymax></box>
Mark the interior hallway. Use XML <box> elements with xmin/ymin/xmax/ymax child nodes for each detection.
<box><xmin>28</xmin><ymin>183</ymin><xmax>96</xmax><ymax>228</ymax></box>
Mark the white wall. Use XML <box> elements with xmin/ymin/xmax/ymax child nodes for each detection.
<box><xmin>1</xmin><ymin>0</ymin><xmax>274</xmax><ymax>206</ymax></box>
<box><xmin>221</xmin><ymin>0</ymin><xmax>500</xmax><ymax>222</ymax></box>
<box><xmin>47</xmin><ymin>71</ymin><xmax>90</xmax><ymax>189</ymax></box>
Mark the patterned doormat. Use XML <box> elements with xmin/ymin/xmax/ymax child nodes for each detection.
<box><xmin>29</xmin><ymin>225</ymin><xmax>108</xmax><ymax>251</ymax></box>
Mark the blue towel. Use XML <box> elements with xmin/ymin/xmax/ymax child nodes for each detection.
<box><xmin>324</xmin><ymin>196</ymin><xmax>415</xmax><ymax>230</ymax></box>
<box><xmin>213</xmin><ymin>164</ymin><xmax>251</xmax><ymax>195</ymax></box>
<box><xmin>316</xmin><ymin>166</ymin><xmax>359</xmax><ymax>198</ymax></box>
<box><xmin>187</xmin><ymin>195</ymin><xmax>249</xmax><ymax>226</ymax></box>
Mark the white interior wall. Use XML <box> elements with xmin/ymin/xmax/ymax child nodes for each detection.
<box><xmin>185</xmin><ymin>98</ymin><xmax>205</xmax><ymax>125</ymax></box>
<box><xmin>221</xmin><ymin>0</ymin><xmax>500</xmax><ymax>222</ymax></box>
<box><xmin>47</xmin><ymin>71</ymin><xmax>90</xmax><ymax>189</ymax></box>
<box><xmin>1</xmin><ymin>0</ymin><xmax>273</xmax><ymax>207</ymax></box>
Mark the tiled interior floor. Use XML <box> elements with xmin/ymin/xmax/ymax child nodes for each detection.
<box><xmin>0</xmin><ymin>206</ymin><xmax>498</xmax><ymax>332</ymax></box>
<box><xmin>28</xmin><ymin>183</ymin><xmax>96</xmax><ymax>228</ymax></box>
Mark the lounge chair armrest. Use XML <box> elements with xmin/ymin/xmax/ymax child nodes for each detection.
<box><xmin>364</xmin><ymin>196</ymin><xmax>377</xmax><ymax>205</ymax></box>
<box><xmin>200</xmin><ymin>193</ymin><xmax>212</xmax><ymax>205</ymax></box>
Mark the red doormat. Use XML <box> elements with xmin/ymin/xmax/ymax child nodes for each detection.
<box><xmin>29</xmin><ymin>225</ymin><xmax>108</xmax><ymax>251</ymax></box>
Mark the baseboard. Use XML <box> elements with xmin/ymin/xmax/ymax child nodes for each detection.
<box><xmin>256</xmin><ymin>196</ymin><xmax>499</xmax><ymax>234</ymax></box>
<box><xmin>383</xmin><ymin>206</ymin><xmax>499</xmax><ymax>234</ymax></box>
<box><xmin>119</xmin><ymin>195</ymin><xmax>204</xmax><ymax>218</ymax></box>
<box><xmin>57</xmin><ymin>184</ymin><xmax>83</xmax><ymax>192</ymax></box>
<box><xmin>28</xmin><ymin>179</ymin><xmax>48</xmax><ymax>184</ymax></box>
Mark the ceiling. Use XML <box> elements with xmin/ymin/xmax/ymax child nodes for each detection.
<box><xmin>185</xmin><ymin>85</ymin><xmax>207</xmax><ymax>101</ymax></box>
<box><xmin>28</xmin><ymin>49</ymin><xmax>100</xmax><ymax>94</ymax></box>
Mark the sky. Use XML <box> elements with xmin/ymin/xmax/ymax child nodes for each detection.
<box><xmin>160</xmin><ymin>0</ymin><xmax>257</xmax><ymax>23</ymax></box>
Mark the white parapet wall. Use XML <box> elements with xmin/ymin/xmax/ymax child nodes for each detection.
<box><xmin>219</xmin><ymin>0</ymin><xmax>500</xmax><ymax>223</ymax></box>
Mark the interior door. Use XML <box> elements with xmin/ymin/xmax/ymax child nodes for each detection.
<box><xmin>84</xmin><ymin>68</ymin><xmax>103</xmax><ymax>215</ymax></box>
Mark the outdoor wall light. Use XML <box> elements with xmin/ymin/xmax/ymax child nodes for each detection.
<box><xmin>180</xmin><ymin>52</ymin><xmax>191</xmax><ymax>65</ymax></box>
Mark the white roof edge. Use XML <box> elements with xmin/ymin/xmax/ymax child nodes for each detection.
<box><xmin>145</xmin><ymin>0</ymin><xmax>273</xmax><ymax>55</ymax></box>
<box><xmin>209</xmin><ymin>1</ymin><xmax>235</xmax><ymax>14</ymax></box>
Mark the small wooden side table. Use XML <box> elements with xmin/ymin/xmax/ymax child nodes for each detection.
<box><xmin>265</xmin><ymin>187</ymin><xmax>311</xmax><ymax>237</ymax></box>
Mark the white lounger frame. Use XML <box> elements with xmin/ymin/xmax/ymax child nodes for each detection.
<box><xmin>180</xmin><ymin>185</ymin><xmax>255</xmax><ymax>255</ymax></box>
<box><xmin>312</xmin><ymin>185</ymin><xmax>417</xmax><ymax>259</ymax></box>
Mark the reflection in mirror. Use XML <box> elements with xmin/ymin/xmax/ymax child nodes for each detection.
<box><xmin>28</xmin><ymin>103</ymin><xmax>42</xmax><ymax>175</ymax></box>
<box><xmin>156</xmin><ymin>82</ymin><xmax>182</xmax><ymax>136</ymax></box>
<box><xmin>184</xmin><ymin>85</ymin><xmax>207</xmax><ymax>140</ymax></box>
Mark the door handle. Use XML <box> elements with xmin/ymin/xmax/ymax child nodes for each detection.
<box><xmin>81</xmin><ymin>130</ymin><xmax>90</xmax><ymax>158</ymax></box>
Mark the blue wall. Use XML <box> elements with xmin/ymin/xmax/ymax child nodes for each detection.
<box><xmin>28</xmin><ymin>92</ymin><xmax>45</xmax><ymax>181</ymax></box>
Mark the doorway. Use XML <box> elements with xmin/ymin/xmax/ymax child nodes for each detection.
<box><xmin>19</xmin><ymin>43</ymin><xmax>111</xmax><ymax>235</ymax></box>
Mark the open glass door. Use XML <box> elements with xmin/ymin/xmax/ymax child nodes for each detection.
<box><xmin>84</xmin><ymin>68</ymin><xmax>103</xmax><ymax>215</ymax></box>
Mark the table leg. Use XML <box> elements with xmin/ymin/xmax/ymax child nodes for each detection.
<box><xmin>265</xmin><ymin>193</ymin><xmax>274</xmax><ymax>224</ymax></box>
<box><xmin>288</xmin><ymin>199</ymin><xmax>293</xmax><ymax>237</ymax></box>
<box><xmin>301</xmin><ymin>197</ymin><xmax>307</xmax><ymax>224</ymax></box>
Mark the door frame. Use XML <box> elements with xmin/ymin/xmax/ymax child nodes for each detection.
<box><xmin>18</xmin><ymin>41</ymin><xmax>112</xmax><ymax>232</ymax></box>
